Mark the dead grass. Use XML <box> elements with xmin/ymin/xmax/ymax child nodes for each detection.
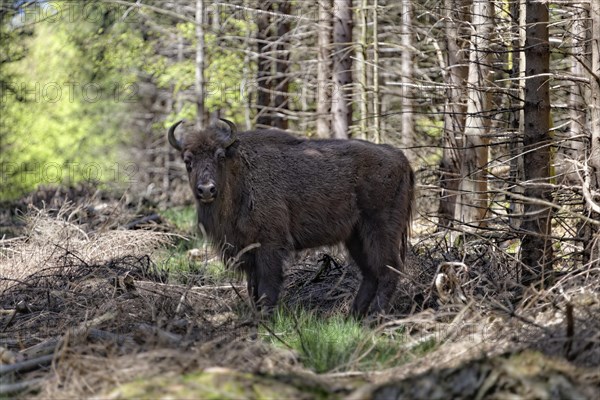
<box><xmin>0</xmin><ymin>206</ymin><xmax>170</xmax><ymax>293</ymax></box>
<box><xmin>0</xmin><ymin>201</ymin><xmax>599</xmax><ymax>399</ymax></box>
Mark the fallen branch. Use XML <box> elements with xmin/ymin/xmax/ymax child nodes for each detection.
<box><xmin>0</xmin><ymin>378</ymin><xmax>45</xmax><ymax>396</ymax></box>
<box><xmin>0</xmin><ymin>354</ymin><xmax>54</xmax><ymax>375</ymax></box>
<box><xmin>22</xmin><ymin>338</ymin><xmax>61</xmax><ymax>358</ymax></box>
<box><xmin>135</xmin><ymin>323</ymin><xmax>182</xmax><ymax>346</ymax></box>
<box><xmin>499</xmin><ymin>189</ymin><xmax>600</xmax><ymax>226</ymax></box>
<box><xmin>124</xmin><ymin>214</ymin><xmax>163</xmax><ymax>230</ymax></box>
<box><xmin>22</xmin><ymin>312</ymin><xmax>118</xmax><ymax>358</ymax></box>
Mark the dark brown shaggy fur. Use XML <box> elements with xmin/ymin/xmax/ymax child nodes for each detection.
<box><xmin>171</xmin><ymin>123</ymin><xmax>414</xmax><ymax>317</ymax></box>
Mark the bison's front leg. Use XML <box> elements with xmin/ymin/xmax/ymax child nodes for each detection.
<box><xmin>253</xmin><ymin>246</ymin><xmax>287</xmax><ymax>312</ymax></box>
<box><xmin>244</xmin><ymin>266</ymin><xmax>259</xmax><ymax>304</ymax></box>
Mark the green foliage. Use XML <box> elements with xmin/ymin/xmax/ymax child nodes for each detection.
<box><xmin>0</xmin><ymin>2</ymin><xmax>129</xmax><ymax>200</ymax></box>
<box><xmin>157</xmin><ymin>19</ymin><xmax>254</xmax><ymax>126</ymax></box>
<box><xmin>417</xmin><ymin>115</ymin><xmax>443</xmax><ymax>139</ymax></box>
<box><xmin>262</xmin><ymin>308</ymin><xmax>432</xmax><ymax>373</ymax></box>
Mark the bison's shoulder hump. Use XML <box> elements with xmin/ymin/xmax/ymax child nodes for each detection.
<box><xmin>239</xmin><ymin>130</ymin><xmax>305</xmax><ymax>146</ymax></box>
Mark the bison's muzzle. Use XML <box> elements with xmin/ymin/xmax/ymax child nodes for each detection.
<box><xmin>196</xmin><ymin>181</ymin><xmax>217</xmax><ymax>203</ymax></box>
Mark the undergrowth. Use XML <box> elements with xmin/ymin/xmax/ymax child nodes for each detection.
<box><xmin>262</xmin><ymin>308</ymin><xmax>437</xmax><ymax>373</ymax></box>
<box><xmin>158</xmin><ymin>205</ymin><xmax>236</xmax><ymax>285</ymax></box>
<box><xmin>162</xmin><ymin>206</ymin><xmax>197</xmax><ymax>233</ymax></box>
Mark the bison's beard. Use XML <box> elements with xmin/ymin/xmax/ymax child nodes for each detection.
<box><xmin>196</xmin><ymin>200</ymin><xmax>218</xmax><ymax>237</ymax></box>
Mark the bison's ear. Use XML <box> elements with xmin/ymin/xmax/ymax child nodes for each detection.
<box><xmin>168</xmin><ymin>120</ymin><xmax>184</xmax><ymax>151</ymax></box>
<box><xmin>218</xmin><ymin>118</ymin><xmax>238</xmax><ymax>149</ymax></box>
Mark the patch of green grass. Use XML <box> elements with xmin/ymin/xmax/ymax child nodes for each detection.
<box><xmin>158</xmin><ymin>205</ymin><xmax>240</xmax><ymax>285</ymax></box>
<box><xmin>156</xmin><ymin>246</ymin><xmax>239</xmax><ymax>285</ymax></box>
<box><xmin>157</xmin><ymin>206</ymin><xmax>234</xmax><ymax>285</ymax></box>
<box><xmin>261</xmin><ymin>308</ymin><xmax>434</xmax><ymax>373</ymax></box>
<box><xmin>162</xmin><ymin>205</ymin><xmax>197</xmax><ymax>234</ymax></box>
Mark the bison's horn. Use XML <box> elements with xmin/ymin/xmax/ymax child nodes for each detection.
<box><xmin>219</xmin><ymin>118</ymin><xmax>238</xmax><ymax>148</ymax></box>
<box><xmin>168</xmin><ymin>120</ymin><xmax>184</xmax><ymax>151</ymax></box>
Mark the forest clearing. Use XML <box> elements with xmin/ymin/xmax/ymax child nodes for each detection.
<box><xmin>1</xmin><ymin>1</ymin><xmax>599</xmax><ymax>398</ymax></box>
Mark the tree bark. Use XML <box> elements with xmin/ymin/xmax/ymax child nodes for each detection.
<box><xmin>520</xmin><ymin>0</ymin><xmax>553</xmax><ymax>286</ymax></box>
<box><xmin>584</xmin><ymin>0</ymin><xmax>600</xmax><ymax>264</ymax></box>
<box><xmin>372</xmin><ymin>0</ymin><xmax>381</xmax><ymax>143</ymax></box>
<box><xmin>508</xmin><ymin>0</ymin><xmax>524</xmax><ymax>230</ymax></box>
<box><xmin>357</xmin><ymin>0</ymin><xmax>368</xmax><ymax>140</ymax></box>
<box><xmin>437</xmin><ymin>0</ymin><xmax>469</xmax><ymax>228</ymax></box>
<box><xmin>273</xmin><ymin>1</ymin><xmax>290</xmax><ymax>130</ymax></box>
<box><xmin>256</xmin><ymin>2</ymin><xmax>273</xmax><ymax>128</ymax></box>
<box><xmin>567</xmin><ymin>5</ymin><xmax>587</xmax><ymax>173</ymax></box>
<box><xmin>331</xmin><ymin>0</ymin><xmax>353</xmax><ymax>139</ymax></box>
<box><xmin>400</xmin><ymin>0</ymin><xmax>413</xmax><ymax>155</ymax></box>
<box><xmin>454</xmin><ymin>0</ymin><xmax>492</xmax><ymax>229</ymax></box>
<box><xmin>316</xmin><ymin>0</ymin><xmax>332</xmax><ymax>138</ymax></box>
<box><xmin>195</xmin><ymin>0</ymin><xmax>205</xmax><ymax>130</ymax></box>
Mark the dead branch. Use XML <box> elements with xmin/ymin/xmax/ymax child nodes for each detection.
<box><xmin>135</xmin><ymin>323</ymin><xmax>183</xmax><ymax>346</ymax></box>
<box><xmin>0</xmin><ymin>354</ymin><xmax>54</xmax><ymax>375</ymax></box>
<box><xmin>0</xmin><ymin>378</ymin><xmax>45</xmax><ymax>396</ymax></box>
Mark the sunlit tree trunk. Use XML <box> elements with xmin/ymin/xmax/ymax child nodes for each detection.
<box><xmin>584</xmin><ymin>0</ymin><xmax>600</xmax><ymax>263</ymax></box>
<box><xmin>195</xmin><ymin>0</ymin><xmax>205</xmax><ymax>130</ymax></box>
<box><xmin>357</xmin><ymin>0</ymin><xmax>369</xmax><ymax>140</ymax></box>
<box><xmin>256</xmin><ymin>2</ymin><xmax>273</xmax><ymax>127</ymax></box>
<box><xmin>400</xmin><ymin>0</ymin><xmax>413</xmax><ymax>156</ymax></box>
<box><xmin>508</xmin><ymin>0</ymin><xmax>525</xmax><ymax>230</ymax></box>
<box><xmin>520</xmin><ymin>0</ymin><xmax>553</xmax><ymax>286</ymax></box>
<box><xmin>241</xmin><ymin>16</ymin><xmax>253</xmax><ymax>130</ymax></box>
<box><xmin>372</xmin><ymin>0</ymin><xmax>380</xmax><ymax>143</ymax></box>
<box><xmin>316</xmin><ymin>0</ymin><xmax>332</xmax><ymax>138</ymax></box>
<box><xmin>454</xmin><ymin>0</ymin><xmax>492</xmax><ymax>229</ymax></box>
<box><xmin>273</xmin><ymin>1</ymin><xmax>290</xmax><ymax>130</ymax></box>
<box><xmin>331</xmin><ymin>0</ymin><xmax>352</xmax><ymax>139</ymax></box>
<box><xmin>438</xmin><ymin>0</ymin><xmax>469</xmax><ymax>228</ymax></box>
<box><xmin>567</xmin><ymin>5</ymin><xmax>586</xmax><ymax>172</ymax></box>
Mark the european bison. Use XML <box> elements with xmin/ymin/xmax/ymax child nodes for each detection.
<box><xmin>168</xmin><ymin>119</ymin><xmax>414</xmax><ymax>317</ymax></box>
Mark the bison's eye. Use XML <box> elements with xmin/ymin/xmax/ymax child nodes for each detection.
<box><xmin>184</xmin><ymin>160</ymin><xmax>192</xmax><ymax>173</ymax></box>
<box><xmin>215</xmin><ymin>149</ymin><xmax>225</xmax><ymax>162</ymax></box>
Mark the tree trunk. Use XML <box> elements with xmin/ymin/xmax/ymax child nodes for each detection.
<box><xmin>331</xmin><ymin>0</ymin><xmax>353</xmax><ymax>139</ymax></box>
<box><xmin>520</xmin><ymin>0</ymin><xmax>553</xmax><ymax>286</ymax></box>
<box><xmin>256</xmin><ymin>2</ymin><xmax>273</xmax><ymax>128</ymax></box>
<box><xmin>273</xmin><ymin>1</ymin><xmax>290</xmax><ymax>130</ymax></box>
<box><xmin>400</xmin><ymin>0</ymin><xmax>413</xmax><ymax>157</ymax></box>
<box><xmin>567</xmin><ymin>5</ymin><xmax>586</xmax><ymax>175</ymax></box>
<box><xmin>454</xmin><ymin>0</ymin><xmax>492</xmax><ymax>229</ymax></box>
<box><xmin>316</xmin><ymin>0</ymin><xmax>332</xmax><ymax>138</ymax></box>
<box><xmin>357</xmin><ymin>0</ymin><xmax>368</xmax><ymax>140</ymax></box>
<box><xmin>437</xmin><ymin>0</ymin><xmax>469</xmax><ymax>228</ymax></box>
<box><xmin>372</xmin><ymin>0</ymin><xmax>380</xmax><ymax>144</ymax></box>
<box><xmin>195</xmin><ymin>0</ymin><xmax>205</xmax><ymax>130</ymax></box>
<box><xmin>584</xmin><ymin>0</ymin><xmax>600</xmax><ymax>264</ymax></box>
<box><xmin>508</xmin><ymin>0</ymin><xmax>524</xmax><ymax>230</ymax></box>
<box><xmin>242</xmin><ymin>20</ymin><xmax>253</xmax><ymax>130</ymax></box>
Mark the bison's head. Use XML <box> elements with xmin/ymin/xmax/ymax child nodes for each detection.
<box><xmin>168</xmin><ymin>119</ymin><xmax>238</xmax><ymax>205</ymax></box>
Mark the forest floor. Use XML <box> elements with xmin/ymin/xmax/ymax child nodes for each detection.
<box><xmin>1</xmin><ymin>185</ymin><xmax>599</xmax><ymax>399</ymax></box>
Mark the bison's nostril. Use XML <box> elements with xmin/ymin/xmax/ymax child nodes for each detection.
<box><xmin>197</xmin><ymin>183</ymin><xmax>217</xmax><ymax>199</ymax></box>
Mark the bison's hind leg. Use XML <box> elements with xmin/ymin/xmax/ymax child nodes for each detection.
<box><xmin>346</xmin><ymin>232</ymin><xmax>378</xmax><ymax>317</ymax></box>
<box><xmin>370</xmin><ymin>255</ymin><xmax>401</xmax><ymax>315</ymax></box>
<box><xmin>346</xmin><ymin>222</ymin><xmax>403</xmax><ymax>318</ymax></box>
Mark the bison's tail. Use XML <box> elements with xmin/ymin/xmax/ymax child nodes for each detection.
<box><xmin>400</xmin><ymin>166</ymin><xmax>416</xmax><ymax>263</ymax></box>
<box><xmin>407</xmin><ymin>166</ymin><xmax>416</xmax><ymax>238</ymax></box>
